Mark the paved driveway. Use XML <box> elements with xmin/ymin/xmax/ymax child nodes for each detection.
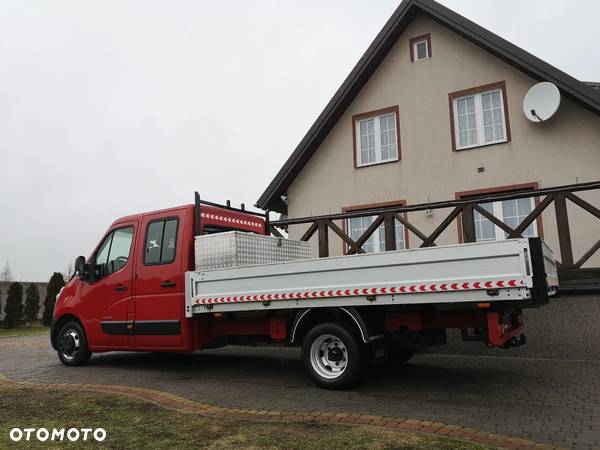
<box><xmin>1</xmin><ymin>294</ymin><xmax>599</xmax><ymax>450</ymax></box>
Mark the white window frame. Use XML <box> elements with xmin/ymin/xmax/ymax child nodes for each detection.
<box><xmin>453</xmin><ymin>88</ymin><xmax>507</xmax><ymax>151</ymax></box>
<box><xmin>413</xmin><ymin>39</ymin><xmax>429</xmax><ymax>61</ymax></box>
<box><xmin>474</xmin><ymin>197</ymin><xmax>538</xmax><ymax>242</ymax></box>
<box><xmin>354</xmin><ymin>111</ymin><xmax>399</xmax><ymax>167</ymax></box>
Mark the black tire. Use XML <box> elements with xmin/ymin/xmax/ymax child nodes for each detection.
<box><xmin>301</xmin><ymin>322</ymin><xmax>367</xmax><ymax>390</ymax></box>
<box><xmin>387</xmin><ymin>348</ymin><xmax>415</xmax><ymax>364</ymax></box>
<box><xmin>56</xmin><ymin>321</ymin><xmax>92</xmax><ymax>366</ymax></box>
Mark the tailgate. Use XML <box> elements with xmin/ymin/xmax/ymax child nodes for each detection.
<box><xmin>527</xmin><ymin>238</ymin><xmax>558</xmax><ymax>305</ymax></box>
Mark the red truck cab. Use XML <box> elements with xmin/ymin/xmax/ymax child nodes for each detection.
<box><xmin>51</xmin><ymin>199</ymin><xmax>265</xmax><ymax>363</ymax></box>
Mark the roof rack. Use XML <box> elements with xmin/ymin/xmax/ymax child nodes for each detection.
<box><xmin>194</xmin><ymin>191</ymin><xmax>268</xmax><ymax>237</ymax></box>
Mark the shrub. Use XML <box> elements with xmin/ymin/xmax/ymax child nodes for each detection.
<box><xmin>42</xmin><ymin>273</ymin><xmax>65</xmax><ymax>326</ymax></box>
<box><xmin>24</xmin><ymin>283</ymin><xmax>41</xmax><ymax>325</ymax></box>
<box><xmin>4</xmin><ymin>282</ymin><xmax>24</xmax><ymax>328</ymax></box>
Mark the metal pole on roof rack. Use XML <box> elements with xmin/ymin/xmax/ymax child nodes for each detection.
<box><xmin>265</xmin><ymin>210</ymin><xmax>270</xmax><ymax>236</ymax></box>
<box><xmin>194</xmin><ymin>192</ymin><xmax>202</xmax><ymax>237</ymax></box>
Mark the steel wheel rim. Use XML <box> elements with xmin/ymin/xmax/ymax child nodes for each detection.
<box><xmin>309</xmin><ymin>334</ymin><xmax>348</xmax><ymax>379</ymax></box>
<box><xmin>60</xmin><ymin>329</ymin><xmax>80</xmax><ymax>361</ymax></box>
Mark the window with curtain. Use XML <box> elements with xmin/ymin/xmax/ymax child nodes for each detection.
<box><xmin>453</xmin><ymin>87</ymin><xmax>507</xmax><ymax>150</ymax></box>
<box><xmin>355</xmin><ymin>111</ymin><xmax>399</xmax><ymax>166</ymax></box>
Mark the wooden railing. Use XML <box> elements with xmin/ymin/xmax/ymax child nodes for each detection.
<box><xmin>270</xmin><ymin>181</ymin><xmax>600</xmax><ymax>285</ymax></box>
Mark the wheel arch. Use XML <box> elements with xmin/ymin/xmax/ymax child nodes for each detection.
<box><xmin>51</xmin><ymin>313</ymin><xmax>84</xmax><ymax>350</ymax></box>
<box><xmin>290</xmin><ymin>307</ymin><xmax>369</xmax><ymax>344</ymax></box>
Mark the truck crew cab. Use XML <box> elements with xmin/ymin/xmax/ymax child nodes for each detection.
<box><xmin>51</xmin><ymin>194</ymin><xmax>558</xmax><ymax>389</ymax></box>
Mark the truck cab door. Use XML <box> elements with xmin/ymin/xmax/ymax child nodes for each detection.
<box><xmin>132</xmin><ymin>209</ymin><xmax>185</xmax><ymax>348</ymax></box>
<box><xmin>80</xmin><ymin>222</ymin><xmax>137</xmax><ymax>349</ymax></box>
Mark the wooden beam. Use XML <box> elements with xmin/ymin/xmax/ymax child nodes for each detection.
<box><xmin>554</xmin><ymin>194</ymin><xmax>574</xmax><ymax>268</ymax></box>
<box><xmin>272</xmin><ymin>180</ymin><xmax>600</xmax><ymax>227</ymax></box>
<box><xmin>317</xmin><ymin>221</ymin><xmax>329</xmax><ymax>257</ymax></box>
<box><xmin>269</xmin><ymin>226</ymin><xmax>284</xmax><ymax>238</ymax></box>
<box><xmin>384</xmin><ymin>214</ymin><xmax>397</xmax><ymax>251</ymax></box>
<box><xmin>473</xmin><ymin>204</ymin><xmax>516</xmax><ymax>236</ymax></box>
<box><xmin>392</xmin><ymin>213</ymin><xmax>428</xmax><ymax>242</ymax></box>
<box><xmin>565</xmin><ymin>192</ymin><xmax>600</xmax><ymax>220</ymax></box>
<box><xmin>574</xmin><ymin>238</ymin><xmax>600</xmax><ymax>269</ymax></box>
<box><xmin>420</xmin><ymin>207</ymin><xmax>461</xmax><ymax>247</ymax></box>
<box><xmin>508</xmin><ymin>195</ymin><xmax>554</xmax><ymax>238</ymax></box>
<box><xmin>300</xmin><ymin>222</ymin><xmax>318</xmax><ymax>242</ymax></box>
<box><xmin>350</xmin><ymin>215</ymin><xmax>385</xmax><ymax>254</ymax></box>
<box><xmin>461</xmin><ymin>204</ymin><xmax>476</xmax><ymax>243</ymax></box>
<box><xmin>324</xmin><ymin>220</ymin><xmax>365</xmax><ymax>254</ymax></box>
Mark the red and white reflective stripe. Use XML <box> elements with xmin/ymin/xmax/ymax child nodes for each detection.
<box><xmin>200</xmin><ymin>212</ymin><xmax>262</xmax><ymax>229</ymax></box>
<box><xmin>194</xmin><ymin>279</ymin><xmax>526</xmax><ymax>305</ymax></box>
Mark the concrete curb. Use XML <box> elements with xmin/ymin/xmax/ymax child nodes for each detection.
<box><xmin>0</xmin><ymin>373</ymin><xmax>563</xmax><ymax>450</ymax></box>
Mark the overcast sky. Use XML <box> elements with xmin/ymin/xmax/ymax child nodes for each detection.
<box><xmin>1</xmin><ymin>0</ymin><xmax>598</xmax><ymax>281</ymax></box>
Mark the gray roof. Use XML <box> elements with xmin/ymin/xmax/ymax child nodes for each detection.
<box><xmin>257</xmin><ymin>0</ymin><xmax>600</xmax><ymax>213</ymax></box>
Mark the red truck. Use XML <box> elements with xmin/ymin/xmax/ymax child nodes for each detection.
<box><xmin>51</xmin><ymin>193</ymin><xmax>558</xmax><ymax>389</ymax></box>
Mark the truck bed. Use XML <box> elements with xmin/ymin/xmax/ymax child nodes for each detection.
<box><xmin>185</xmin><ymin>238</ymin><xmax>557</xmax><ymax>317</ymax></box>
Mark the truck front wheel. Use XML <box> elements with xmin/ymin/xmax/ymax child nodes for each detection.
<box><xmin>57</xmin><ymin>321</ymin><xmax>92</xmax><ymax>366</ymax></box>
<box><xmin>301</xmin><ymin>322</ymin><xmax>366</xmax><ymax>390</ymax></box>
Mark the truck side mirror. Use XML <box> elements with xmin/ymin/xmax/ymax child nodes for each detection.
<box><xmin>75</xmin><ymin>256</ymin><xmax>88</xmax><ymax>281</ymax></box>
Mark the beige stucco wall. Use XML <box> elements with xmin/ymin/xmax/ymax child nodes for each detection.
<box><xmin>286</xmin><ymin>14</ymin><xmax>600</xmax><ymax>266</ymax></box>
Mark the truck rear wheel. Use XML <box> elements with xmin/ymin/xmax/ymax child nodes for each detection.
<box><xmin>57</xmin><ymin>321</ymin><xmax>91</xmax><ymax>366</ymax></box>
<box><xmin>301</xmin><ymin>322</ymin><xmax>366</xmax><ymax>390</ymax></box>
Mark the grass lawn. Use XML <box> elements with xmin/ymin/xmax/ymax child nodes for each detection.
<box><xmin>0</xmin><ymin>387</ymin><xmax>488</xmax><ymax>449</ymax></box>
<box><xmin>0</xmin><ymin>325</ymin><xmax>49</xmax><ymax>338</ymax></box>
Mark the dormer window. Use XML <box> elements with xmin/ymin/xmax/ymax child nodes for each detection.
<box><xmin>410</xmin><ymin>34</ymin><xmax>431</xmax><ymax>62</ymax></box>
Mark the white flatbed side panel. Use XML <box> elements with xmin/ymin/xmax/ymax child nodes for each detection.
<box><xmin>541</xmin><ymin>239</ymin><xmax>559</xmax><ymax>288</ymax></box>
<box><xmin>185</xmin><ymin>239</ymin><xmax>537</xmax><ymax>316</ymax></box>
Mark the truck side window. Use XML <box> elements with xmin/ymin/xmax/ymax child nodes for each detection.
<box><xmin>95</xmin><ymin>235</ymin><xmax>111</xmax><ymax>267</ymax></box>
<box><xmin>144</xmin><ymin>218</ymin><xmax>178</xmax><ymax>265</ymax></box>
<box><xmin>107</xmin><ymin>227</ymin><xmax>134</xmax><ymax>274</ymax></box>
<box><xmin>94</xmin><ymin>226</ymin><xmax>134</xmax><ymax>278</ymax></box>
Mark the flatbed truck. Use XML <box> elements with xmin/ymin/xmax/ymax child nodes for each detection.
<box><xmin>51</xmin><ymin>194</ymin><xmax>558</xmax><ymax>389</ymax></box>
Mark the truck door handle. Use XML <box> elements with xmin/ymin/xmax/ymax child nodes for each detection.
<box><xmin>161</xmin><ymin>281</ymin><xmax>176</xmax><ymax>288</ymax></box>
<box><xmin>115</xmin><ymin>284</ymin><xmax>128</xmax><ymax>292</ymax></box>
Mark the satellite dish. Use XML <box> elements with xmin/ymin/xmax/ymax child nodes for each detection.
<box><xmin>523</xmin><ymin>82</ymin><xmax>561</xmax><ymax>122</ymax></box>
